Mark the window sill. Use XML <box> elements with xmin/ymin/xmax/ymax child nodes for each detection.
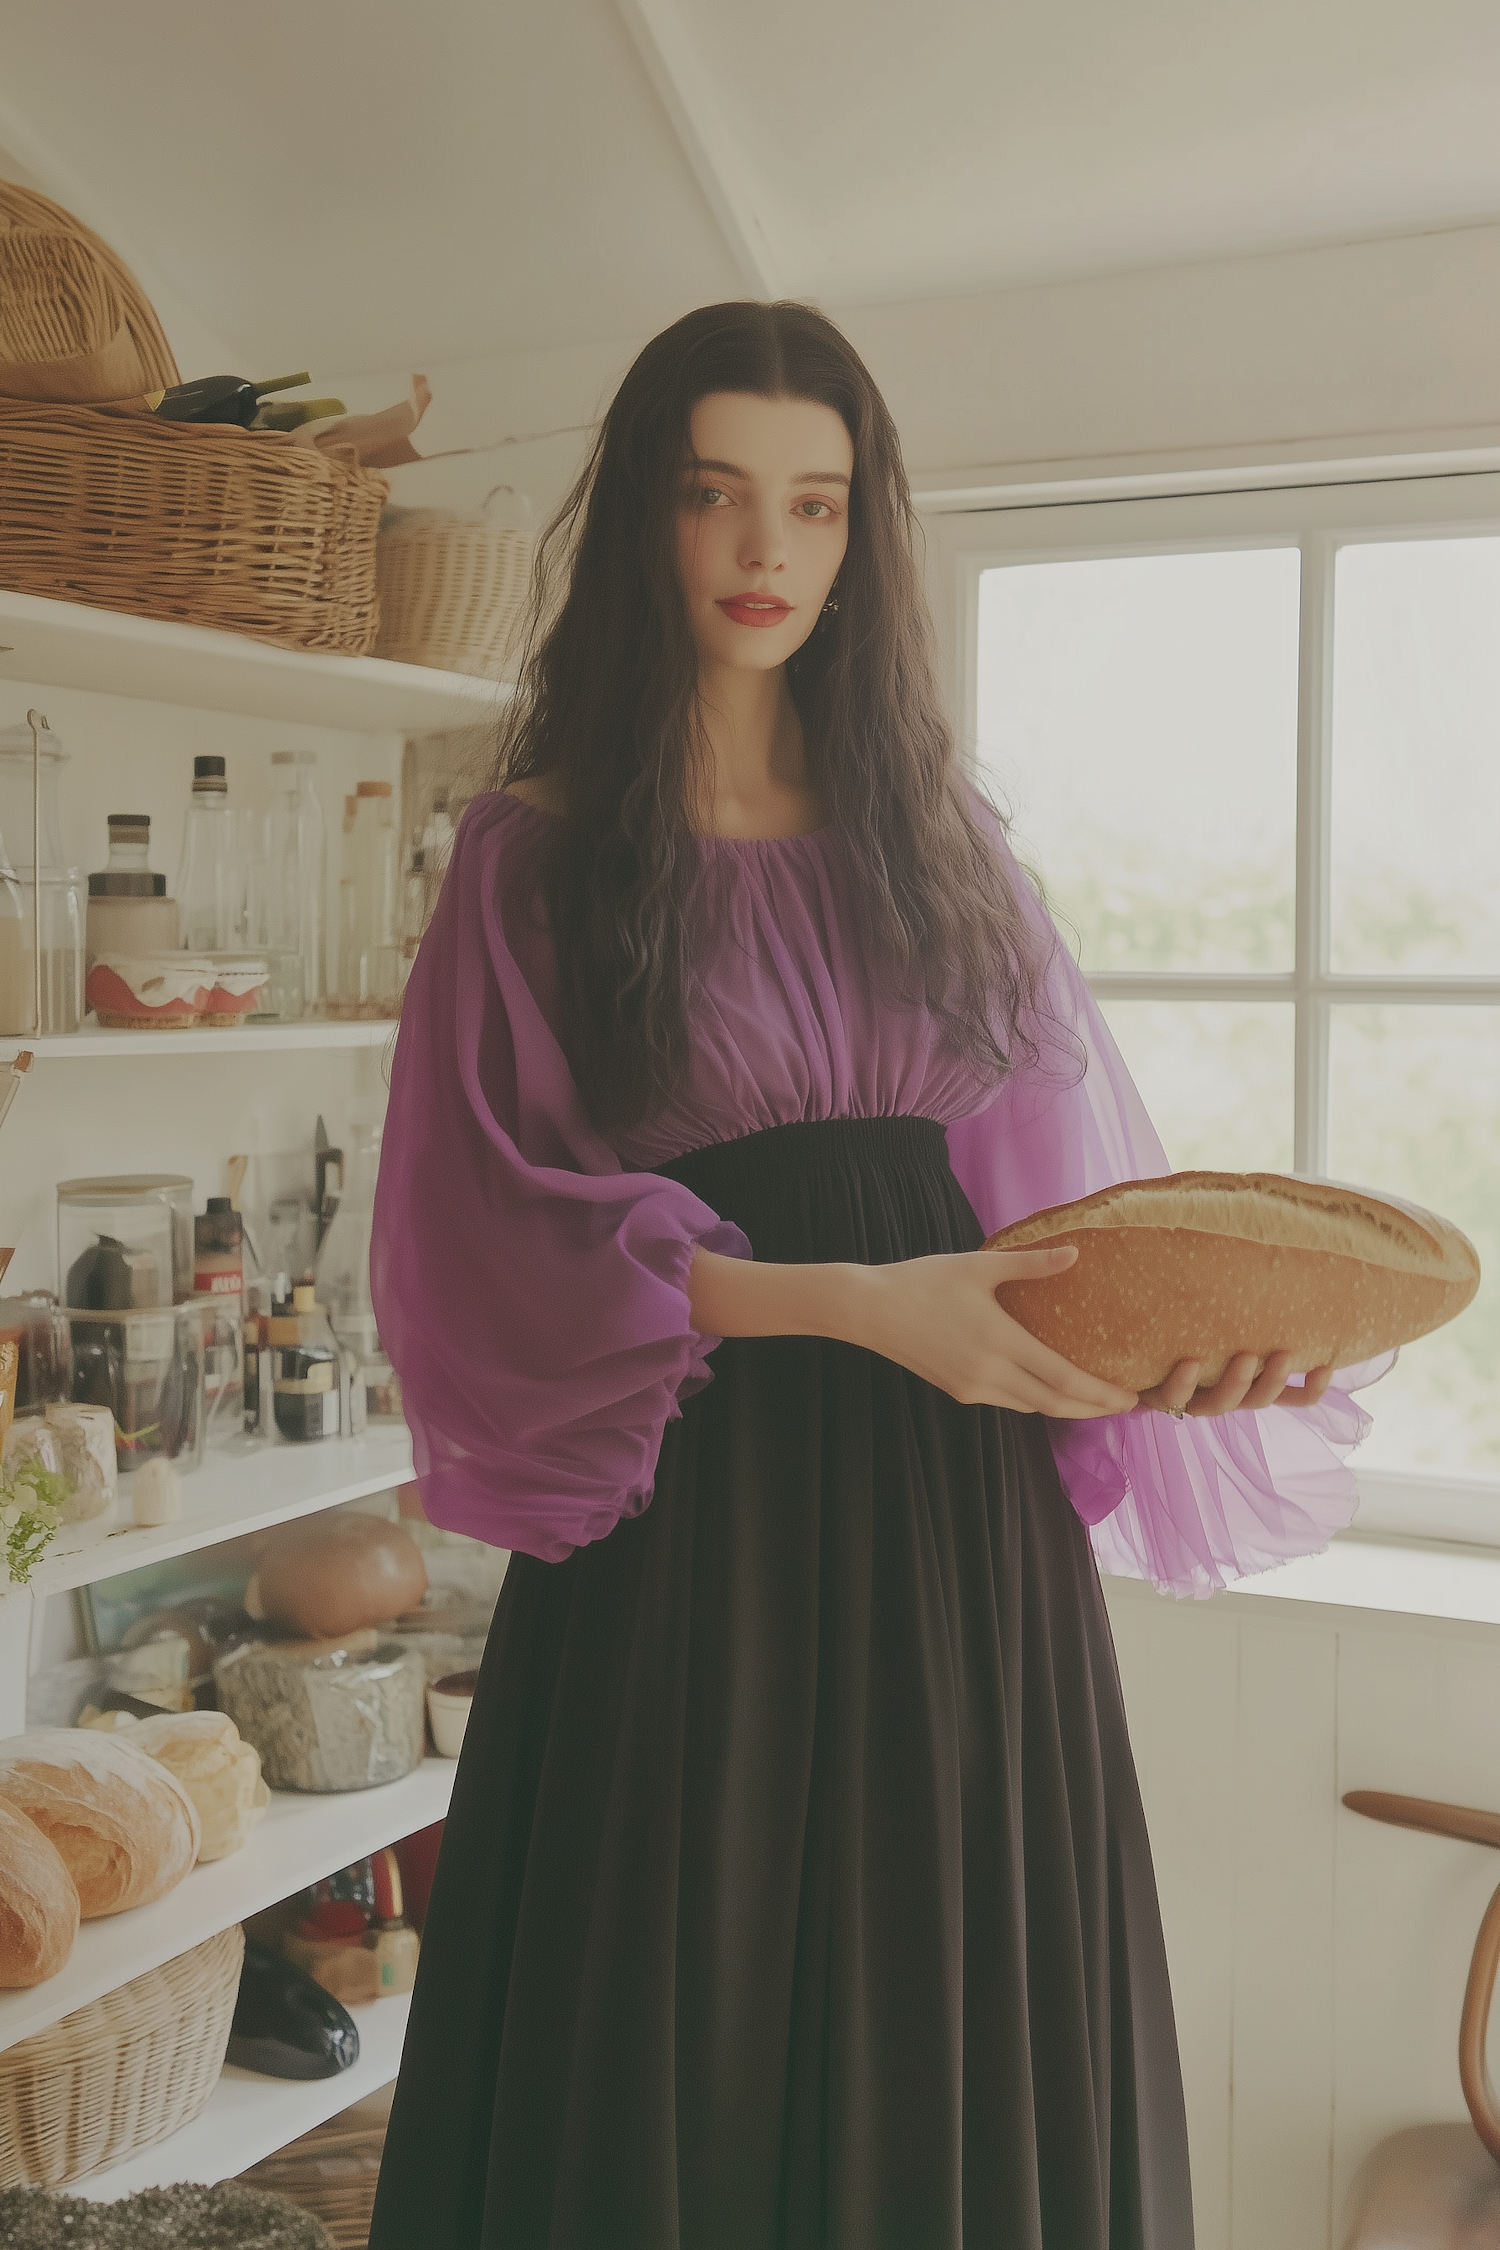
<box><xmin>1347</xmin><ymin>1466</ymin><xmax>1500</xmax><ymax>1549</ymax></box>
<box><xmin>1218</xmin><ymin>1529</ymin><xmax>1500</xmax><ymax>1629</ymax></box>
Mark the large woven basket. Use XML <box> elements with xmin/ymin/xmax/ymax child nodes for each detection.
<box><xmin>239</xmin><ymin>2084</ymin><xmax>392</xmax><ymax>2248</ymax></box>
<box><xmin>0</xmin><ymin>182</ymin><xmax>179</xmax><ymax>394</ymax></box>
<box><xmin>0</xmin><ymin>402</ymin><xmax>387</xmax><ymax>653</ymax></box>
<box><xmin>0</xmin><ymin>1921</ymin><xmax>244</xmax><ymax>2189</ymax></box>
<box><xmin>374</xmin><ymin>508</ymin><xmax>531</xmax><ymax>677</ymax></box>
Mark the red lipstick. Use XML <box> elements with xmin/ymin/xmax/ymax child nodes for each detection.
<box><xmin>717</xmin><ymin>594</ymin><xmax>792</xmax><ymax>628</ymax></box>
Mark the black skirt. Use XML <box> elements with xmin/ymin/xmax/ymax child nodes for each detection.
<box><xmin>368</xmin><ymin>1117</ymin><xmax>1194</xmax><ymax>2250</ymax></box>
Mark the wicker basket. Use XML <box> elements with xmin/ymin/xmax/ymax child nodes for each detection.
<box><xmin>0</xmin><ymin>401</ymin><xmax>387</xmax><ymax>653</ymax></box>
<box><xmin>0</xmin><ymin>182</ymin><xmax>178</xmax><ymax>393</ymax></box>
<box><xmin>239</xmin><ymin>2085</ymin><xmax>392</xmax><ymax>2248</ymax></box>
<box><xmin>0</xmin><ymin>1922</ymin><xmax>244</xmax><ymax>2189</ymax></box>
<box><xmin>374</xmin><ymin>507</ymin><xmax>531</xmax><ymax>677</ymax></box>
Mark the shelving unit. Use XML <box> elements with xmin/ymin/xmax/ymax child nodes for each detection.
<box><xmin>0</xmin><ymin>1756</ymin><xmax>454</xmax><ymax>2056</ymax></box>
<box><xmin>29</xmin><ymin>1425</ymin><xmax>414</xmax><ymax>1595</ymax></box>
<box><xmin>0</xmin><ymin>1021</ymin><xmax>398</xmax><ymax>1062</ymax></box>
<box><xmin>74</xmin><ymin>1992</ymin><xmax>414</xmax><ymax>2200</ymax></box>
<box><xmin>0</xmin><ymin>586</ymin><xmax>512</xmax><ymax>730</ymax></box>
<box><xmin>0</xmin><ymin>593</ymin><xmax>465</xmax><ymax>2197</ymax></box>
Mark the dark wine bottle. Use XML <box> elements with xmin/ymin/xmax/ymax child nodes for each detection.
<box><xmin>145</xmin><ymin>371</ymin><xmax>311</xmax><ymax>428</ymax></box>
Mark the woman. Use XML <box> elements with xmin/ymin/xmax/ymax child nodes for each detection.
<box><xmin>368</xmin><ymin>301</ymin><xmax>1376</xmax><ymax>2250</ymax></box>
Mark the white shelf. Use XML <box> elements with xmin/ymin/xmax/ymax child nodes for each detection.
<box><xmin>0</xmin><ymin>587</ymin><xmax>511</xmax><ymax>733</ymax></box>
<box><xmin>0</xmin><ymin>1019</ymin><xmax>397</xmax><ymax>1062</ymax></box>
<box><xmin>22</xmin><ymin>1425</ymin><xmax>414</xmax><ymax>1597</ymax></box>
<box><xmin>0</xmin><ymin>1752</ymin><xmax>455</xmax><ymax>2058</ymax></box>
<box><xmin>75</xmin><ymin>1989</ymin><xmax>411</xmax><ymax>2200</ymax></box>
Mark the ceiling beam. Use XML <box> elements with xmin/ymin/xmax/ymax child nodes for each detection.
<box><xmin>613</xmin><ymin>0</ymin><xmax>781</xmax><ymax>300</ymax></box>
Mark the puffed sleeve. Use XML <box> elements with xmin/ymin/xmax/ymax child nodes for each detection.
<box><xmin>371</xmin><ymin>794</ymin><xmax>750</xmax><ymax>1562</ymax></box>
<box><xmin>945</xmin><ymin>808</ymin><xmax>1388</xmax><ymax>1599</ymax></box>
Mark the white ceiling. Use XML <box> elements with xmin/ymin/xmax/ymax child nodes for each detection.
<box><xmin>1</xmin><ymin>0</ymin><xmax>1498</xmax><ymax>375</ymax></box>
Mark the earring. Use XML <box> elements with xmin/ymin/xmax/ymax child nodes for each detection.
<box><xmin>822</xmin><ymin>587</ymin><xmax>840</xmax><ymax>615</ymax></box>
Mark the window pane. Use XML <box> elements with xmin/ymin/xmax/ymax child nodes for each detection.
<box><xmin>976</xmin><ymin>549</ymin><xmax>1299</xmax><ymax>973</ymax></box>
<box><xmin>1098</xmin><ymin>1001</ymin><xmax>1295</xmax><ymax>1172</ymax></box>
<box><xmin>1330</xmin><ymin>538</ymin><xmax>1500</xmax><ymax>975</ymax></box>
<box><xmin>1327</xmin><ymin>1007</ymin><xmax>1500</xmax><ymax>1479</ymax></box>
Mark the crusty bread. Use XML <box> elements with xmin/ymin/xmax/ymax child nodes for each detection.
<box><xmin>254</xmin><ymin>1512</ymin><xmax>427</xmax><ymax>1639</ymax></box>
<box><xmin>0</xmin><ymin>1796</ymin><xmax>80</xmax><ymax>1986</ymax></box>
<box><xmin>984</xmin><ymin>1170</ymin><xmax>1480</xmax><ymax>1392</ymax></box>
<box><xmin>127</xmin><ymin>1710</ymin><xmax>270</xmax><ymax>1862</ymax></box>
<box><xmin>0</xmin><ymin>1726</ymin><xmax>201</xmax><ymax>1918</ymax></box>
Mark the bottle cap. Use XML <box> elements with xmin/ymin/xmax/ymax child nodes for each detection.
<box><xmin>107</xmin><ymin>814</ymin><xmax>152</xmax><ymax>829</ymax></box>
<box><xmin>206</xmin><ymin>1196</ymin><xmax>234</xmax><ymax>1214</ymax></box>
<box><xmin>192</xmin><ymin>755</ymin><xmax>227</xmax><ymax>787</ymax></box>
<box><xmin>355</xmin><ymin>781</ymin><xmax>393</xmax><ymax>798</ymax></box>
<box><xmin>88</xmin><ymin>871</ymin><xmax>166</xmax><ymax>896</ymax></box>
<box><xmin>293</xmin><ymin>1283</ymin><xmax>317</xmax><ymax>1311</ymax></box>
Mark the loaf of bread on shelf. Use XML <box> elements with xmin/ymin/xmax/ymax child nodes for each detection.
<box><xmin>0</xmin><ymin>1795</ymin><xmax>80</xmax><ymax>1985</ymax></box>
<box><xmin>984</xmin><ymin>1171</ymin><xmax>1480</xmax><ymax>1393</ymax></box>
<box><xmin>126</xmin><ymin>1709</ymin><xmax>271</xmax><ymax>1861</ymax></box>
<box><xmin>0</xmin><ymin>1724</ymin><xmax>200</xmax><ymax>1916</ymax></box>
<box><xmin>251</xmin><ymin>1510</ymin><xmax>428</xmax><ymax>1639</ymax></box>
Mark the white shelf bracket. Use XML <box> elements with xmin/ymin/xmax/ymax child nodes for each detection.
<box><xmin>613</xmin><ymin>0</ymin><xmax>782</xmax><ymax>300</ymax></box>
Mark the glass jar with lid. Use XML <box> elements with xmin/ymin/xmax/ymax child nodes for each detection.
<box><xmin>86</xmin><ymin>813</ymin><xmax>180</xmax><ymax>968</ymax></box>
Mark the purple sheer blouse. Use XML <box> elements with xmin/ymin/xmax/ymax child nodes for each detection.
<box><xmin>372</xmin><ymin>789</ymin><xmax>1383</xmax><ymax>1597</ymax></box>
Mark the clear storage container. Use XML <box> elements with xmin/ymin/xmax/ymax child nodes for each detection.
<box><xmin>0</xmin><ymin>721</ymin><xmax>84</xmax><ymax>1034</ymax></box>
<box><xmin>68</xmin><ymin>1300</ymin><xmax>207</xmax><ymax>1475</ymax></box>
<box><xmin>57</xmin><ymin>1175</ymin><xmax>194</xmax><ymax>1308</ymax></box>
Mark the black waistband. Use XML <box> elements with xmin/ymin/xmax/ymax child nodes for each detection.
<box><xmin>652</xmin><ymin>1115</ymin><xmax>949</xmax><ymax>1200</ymax></box>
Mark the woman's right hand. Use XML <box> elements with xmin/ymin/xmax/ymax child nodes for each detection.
<box><xmin>842</xmin><ymin>1247</ymin><xmax>1139</xmax><ymax>1419</ymax></box>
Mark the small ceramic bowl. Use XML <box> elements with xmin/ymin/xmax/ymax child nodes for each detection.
<box><xmin>426</xmin><ymin>1668</ymin><xmax>479</xmax><ymax>1758</ymax></box>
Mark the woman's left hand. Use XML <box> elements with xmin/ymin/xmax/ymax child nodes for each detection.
<box><xmin>1135</xmin><ymin>1351</ymin><xmax>1335</xmax><ymax>1420</ymax></box>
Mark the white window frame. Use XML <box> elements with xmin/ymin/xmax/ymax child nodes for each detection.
<box><xmin>925</xmin><ymin>469</ymin><xmax>1500</xmax><ymax>1545</ymax></box>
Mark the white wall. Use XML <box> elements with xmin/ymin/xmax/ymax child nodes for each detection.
<box><xmin>322</xmin><ymin>218</ymin><xmax>1500</xmax><ymax>529</ymax></box>
<box><xmin>1108</xmin><ymin>1575</ymin><xmax>1500</xmax><ymax>2250</ymax></box>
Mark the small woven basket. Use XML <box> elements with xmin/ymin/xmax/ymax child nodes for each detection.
<box><xmin>374</xmin><ymin>503</ymin><xmax>531</xmax><ymax>677</ymax></box>
<box><xmin>0</xmin><ymin>402</ymin><xmax>387</xmax><ymax>653</ymax></box>
<box><xmin>0</xmin><ymin>1921</ymin><xmax>245</xmax><ymax>2189</ymax></box>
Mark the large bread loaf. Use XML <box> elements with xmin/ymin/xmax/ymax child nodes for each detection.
<box><xmin>0</xmin><ymin>1796</ymin><xmax>80</xmax><ymax>1985</ymax></box>
<box><xmin>252</xmin><ymin>1512</ymin><xmax>427</xmax><ymax>1639</ymax></box>
<box><xmin>984</xmin><ymin>1171</ymin><xmax>1479</xmax><ymax>1392</ymax></box>
<box><xmin>0</xmin><ymin>1726</ymin><xmax>200</xmax><ymax>1917</ymax></box>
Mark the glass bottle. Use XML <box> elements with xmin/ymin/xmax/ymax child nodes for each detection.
<box><xmin>176</xmin><ymin>754</ymin><xmax>247</xmax><ymax>952</ymax></box>
<box><xmin>333</xmin><ymin>782</ymin><xmax>400</xmax><ymax>1017</ymax></box>
<box><xmin>0</xmin><ymin>722</ymin><xmax>85</xmax><ymax>1034</ymax></box>
<box><xmin>265</xmin><ymin>750</ymin><xmax>327</xmax><ymax>1017</ymax></box>
<box><xmin>313</xmin><ymin>1096</ymin><xmax>401</xmax><ymax>1420</ymax></box>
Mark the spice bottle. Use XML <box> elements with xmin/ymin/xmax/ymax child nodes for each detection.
<box><xmin>194</xmin><ymin>1198</ymin><xmax>244</xmax><ymax>1297</ymax></box>
<box><xmin>271</xmin><ymin>1283</ymin><xmax>341</xmax><ymax>1443</ymax></box>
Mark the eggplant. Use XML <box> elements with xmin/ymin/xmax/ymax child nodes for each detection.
<box><xmin>226</xmin><ymin>1940</ymin><xmax>360</xmax><ymax>2079</ymax></box>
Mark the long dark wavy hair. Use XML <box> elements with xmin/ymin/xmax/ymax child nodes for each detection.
<box><xmin>495</xmin><ymin>299</ymin><xmax>1058</xmax><ymax>1134</ymax></box>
